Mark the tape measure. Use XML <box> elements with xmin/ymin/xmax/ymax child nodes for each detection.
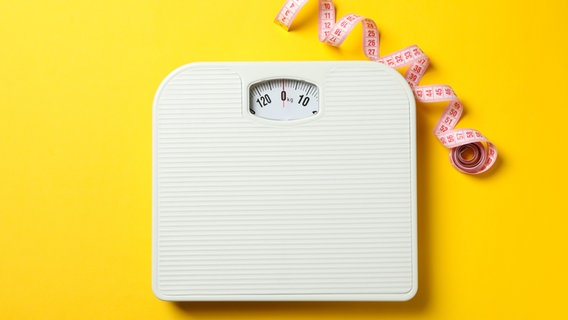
<box><xmin>276</xmin><ymin>0</ymin><xmax>498</xmax><ymax>174</ymax></box>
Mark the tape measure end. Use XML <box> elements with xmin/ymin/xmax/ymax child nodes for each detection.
<box><xmin>274</xmin><ymin>19</ymin><xmax>291</xmax><ymax>31</ymax></box>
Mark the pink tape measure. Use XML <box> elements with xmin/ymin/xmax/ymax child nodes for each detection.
<box><xmin>275</xmin><ymin>0</ymin><xmax>497</xmax><ymax>174</ymax></box>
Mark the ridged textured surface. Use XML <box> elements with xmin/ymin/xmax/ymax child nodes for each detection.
<box><xmin>153</xmin><ymin>63</ymin><xmax>416</xmax><ymax>300</ymax></box>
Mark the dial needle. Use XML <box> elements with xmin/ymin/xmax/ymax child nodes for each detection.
<box><xmin>282</xmin><ymin>79</ymin><xmax>285</xmax><ymax>108</ymax></box>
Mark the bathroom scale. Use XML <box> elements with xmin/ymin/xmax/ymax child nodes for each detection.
<box><xmin>152</xmin><ymin>61</ymin><xmax>417</xmax><ymax>301</ymax></box>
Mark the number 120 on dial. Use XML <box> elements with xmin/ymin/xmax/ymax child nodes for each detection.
<box><xmin>249</xmin><ymin>79</ymin><xmax>319</xmax><ymax>121</ymax></box>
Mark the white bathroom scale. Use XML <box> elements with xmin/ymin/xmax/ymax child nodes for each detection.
<box><xmin>152</xmin><ymin>61</ymin><xmax>417</xmax><ymax>301</ymax></box>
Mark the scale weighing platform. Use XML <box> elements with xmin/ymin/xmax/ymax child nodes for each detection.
<box><xmin>152</xmin><ymin>61</ymin><xmax>417</xmax><ymax>301</ymax></box>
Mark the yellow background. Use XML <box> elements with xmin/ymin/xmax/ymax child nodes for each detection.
<box><xmin>1</xmin><ymin>0</ymin><xmax>566</xmax><ymax>318</ymax></box>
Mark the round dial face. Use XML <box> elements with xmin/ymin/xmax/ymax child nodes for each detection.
<box><xmin>249</xmin><ymin>79</ymin><xmax>319</xmax><ymax>121</ymax></box>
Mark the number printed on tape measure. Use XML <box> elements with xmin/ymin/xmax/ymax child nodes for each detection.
<box><xmin>275</xmin><ymin>0</ymin><xmax>498</xmax><ymax>175</ymax></box>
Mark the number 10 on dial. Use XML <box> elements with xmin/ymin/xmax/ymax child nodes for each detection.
<box><xmin>249</xmin><ymin>79</ymin><xmax>319</xmax><ymax>121</ymax></box>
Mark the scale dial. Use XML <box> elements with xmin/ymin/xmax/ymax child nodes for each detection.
<box><xmin>249</xmin><ymin>79</ymin><xmax>319</xmax><ymax>121</ymax></box>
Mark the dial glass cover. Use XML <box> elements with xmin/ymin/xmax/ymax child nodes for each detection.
<box><xmin>249</xmin><ymin>79</ymin><xmax>319</xmax><ymax>121</ymax></box>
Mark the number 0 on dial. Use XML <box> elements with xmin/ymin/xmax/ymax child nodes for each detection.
<box><xmin>249</xmin><ymin>79</ymin><xmax>319</xmax><ymax>121</ymax></box>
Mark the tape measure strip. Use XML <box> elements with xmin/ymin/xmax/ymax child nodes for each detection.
<box><xmin>275</xmin><ymin>0</ymin><xmax>497</xmax><ymax>174</ymax></box>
